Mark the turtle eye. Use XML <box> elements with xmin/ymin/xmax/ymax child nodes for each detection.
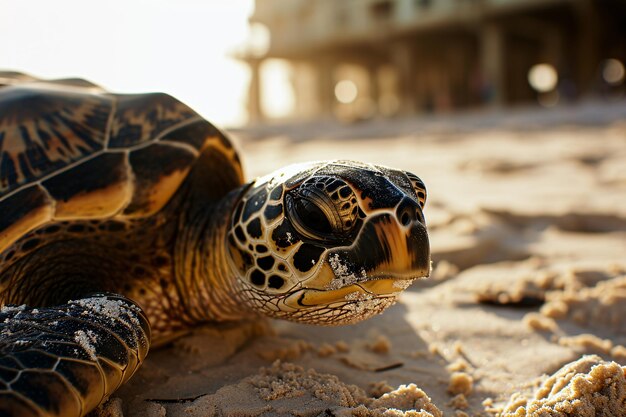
<box><xmin>292</xmin><ymin>197</ymin><xmax>333</xmax><ymax>236</ymax></box>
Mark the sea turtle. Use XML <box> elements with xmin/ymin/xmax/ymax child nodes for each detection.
<box><xmin>0</xmin><ymin>73</ymin><xmax>430</xmax><ymax>417</ymax></box>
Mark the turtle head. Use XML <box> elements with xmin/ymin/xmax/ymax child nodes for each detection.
<box><xmin>226</xmin><ymin>160</ymin><xmax>430</xmax><ymax>325</ymax></box>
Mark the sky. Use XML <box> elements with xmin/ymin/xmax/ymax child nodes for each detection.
<box><xmin>0</xmin><ymin>0</ymin><xmax>268</xmax><ymax>127</ymax></box>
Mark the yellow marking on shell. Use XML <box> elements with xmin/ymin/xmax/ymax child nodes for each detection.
<box><xmin>200</xmin><ymin>136</ymin><xmax>244</xmax><ymax>183</ymax></box>
<box><xmin>110</xmin><ymin>98</ymin><xmax>191</xmax><ymax>144</ymax></box>
<box><xmin>0</xmin><ymin>96</ymin><xmax>109</xmax><ymax>194</ymax></box>
<box><xmin>0</xmin><ymin>202</ymin><xmax>53</xmax><ymax>254</ymax></box>
<box><xmin>54</xmin><ymin>180</ymin><xmax>133</xmax><ymax>220</ymax></box>
<box><xmin>122</xmin><ymin>167</ymin><xmax>191</xmax><ymax>218</ymax></box>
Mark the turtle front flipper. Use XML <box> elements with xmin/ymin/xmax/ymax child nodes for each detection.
<box><xmin>0</xmin><ymin>294</ymin><xmax>150</xmax><ymax>417</ymax></box>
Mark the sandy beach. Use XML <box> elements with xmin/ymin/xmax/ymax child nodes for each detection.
<box><xmin>104</xmin><ymin>104</ymin><xmax>626</xmax><ymax>417</ymax></box>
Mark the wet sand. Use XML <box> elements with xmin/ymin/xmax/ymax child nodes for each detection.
<box><xmin>103</xmin><ymin>108</ymin><xmax>626</xmax><ymax>417</ymax></box>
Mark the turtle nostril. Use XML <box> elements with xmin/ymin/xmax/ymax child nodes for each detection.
<box><xmin>416</xmin><ymin>208</ymin><xmax>424</xmax><ymax>223</ymax></box>
<box><xmin>397</xmin><ymin>199</ymin><xmax>420</xmax><ymax>226</ymax></box>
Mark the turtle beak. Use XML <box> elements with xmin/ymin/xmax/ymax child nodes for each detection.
<box><xmin>327</xmin><ymin>213</ymin><xmax>430</xmax><ymax>291</ymax></box>
<box><xmin>286</xmin><ymin>213</ymin><xmax>430</xmax><ymax>308</ymax></box>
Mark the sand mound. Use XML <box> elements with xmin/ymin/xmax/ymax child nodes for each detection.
<box><xmin>540</xmin><ymin>275</ymin><xmax>626</xmax><ymax>334</ymax></box>
<box><xmin>501</xmin><ymin>355</ymin><xmax>626</xmax><ymax>417</ymax></box>
<box><xmin>159</xmin><ymin>361</ymin><xmax>441</xmax><ymax>417</ymax></box>
<box><xmin>470</xmin><ymin>265</ymin><xmax>624</xmax><ymax>313</ymax></box>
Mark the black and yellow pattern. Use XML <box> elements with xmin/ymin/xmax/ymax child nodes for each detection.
<box><xmin>226</xmin><ymin>161</ymin><xmax>430</xmax><ymax>325</ymax></box>
<box><xmin>0</xmin><ymin>75</ymin><xmax>430</xmax><ymax>417</ymax></box>
<box><xmin>0</xmin><ymin>76</ymin><xmax>243</xmax><ymax>417</ymax></box>
<box><xmin>0</xmin><ymin>295</ymin><xmax>149</xmax><ymax>417</ymax></box>
<box><xmin>0</xmin><ymin>77</ymin><xmax>241</xmax><ymax>254</ymax></box>
<box><xmin>0</xmin><ymin>85</ymin><xmax>112</xmax><ymax>195</ymax></box>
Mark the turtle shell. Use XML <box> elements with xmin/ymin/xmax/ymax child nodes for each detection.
<box><xmin>0</xmin><ymin>76</ymin><xmax>243</xmax><ymax>254</ymax></box>
<box><xmin>0</xmin><ymin>70</ymin><xmax>39</xmax><ymax>87</ymax></box>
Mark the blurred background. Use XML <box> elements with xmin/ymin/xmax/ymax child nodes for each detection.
<box><xmin>0</xmin><ymin>0</ymin><xmax>254</xmax><ymax>126</ymax></box>
<box><xmin>1</xmin><ymin>0</ymin><xmax>625</xmax><ymax>127</ymax></box>
<box><xmin>239</xmin><ymin>0</ymin><xmax>626</xmax><ymax>124</ymax></box>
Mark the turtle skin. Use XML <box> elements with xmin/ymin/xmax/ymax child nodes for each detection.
<box><xmin>0</xmin><ymin>73</ymin><xmax>243</xmax><ymax>417</ymax></box>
